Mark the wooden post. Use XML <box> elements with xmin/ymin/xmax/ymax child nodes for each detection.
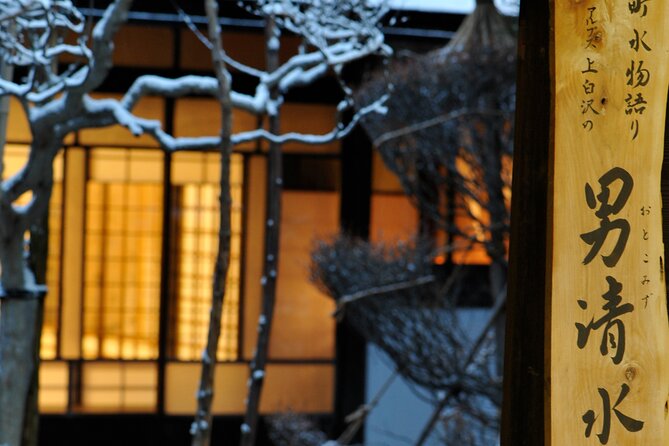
<box><xmin>503</xmin><ymin>0</ymin><xmax>669</xmax><ymax>444</ymax></box>
<box><xmin>501</xmin><ymin>1</ymin><xmax>551</xmax><ymax>444</ymax></box>
<box><xmin>334</xmin><ymin>114</ymin><xmax>372</xmax><ymax>444</ymax></box>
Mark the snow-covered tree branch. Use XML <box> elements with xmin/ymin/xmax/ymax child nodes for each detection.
<box><xmin>0</xmin><ymin>1</ymin><xmax>391</xmax><ymax>445</ymax></box>
<box><xmin>0</xmin><ymin>2</ymin><xmax>134</xmax><ymax>444</ymax></box>
<box><xmin>226</xmin><ymin>2</ymin><xmax>390</xmax><ymax>446</ymax></box>
<box><xmin>0</xmin><ymin>0</ymin><xmax>390</xmax><ymax>292</ymax></box>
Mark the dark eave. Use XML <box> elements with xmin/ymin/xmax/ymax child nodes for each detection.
<box><xmin>75</xmin><ymin>2</ymin><xmax>462</xmax><ymax>42</ymax></box>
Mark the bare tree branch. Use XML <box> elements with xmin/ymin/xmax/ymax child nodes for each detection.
<box><xmin>189</xmin><ymin>1</ymin><xmax>235</xmax><ymax>444</ymax></box>
<box><xmin>335</xmin><ymin>275</ymin><xmax>435</xmax><ymax>319</ymax></box>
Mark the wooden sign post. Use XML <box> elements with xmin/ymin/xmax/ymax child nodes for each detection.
<box><xmin>502</xmin><ymin>1</ymin><xmax>669</xmax><ymax>445</ymax></box>
<box><xmin>552</xmin><ymin>1</ymin><xmax>669</xmax><ymax>444</ymax></box>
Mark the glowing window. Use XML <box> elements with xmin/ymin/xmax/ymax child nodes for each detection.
<box><xmin>171</xmin><ymin>152</ymin><xmax>244</xmax><ymax>361</ymax></box>
<box><xmin>80</xmin><ymin>362</ymin><xmax>157</xmax><ymax>413</ymax></box>
<box><xmin>82</xmin><ymin>149</ymin><xmax>163</xmax><ymax>360</ymax></box>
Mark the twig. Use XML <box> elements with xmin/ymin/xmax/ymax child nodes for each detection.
<box><xmin>169</xmin><ymin>0</ymin><xmax>265</xmax><ymax>78</ymax></box>
<box><xmin>334</xmin><ymin>275</ymin><xmax>435</xmax><ymax>320</ymax></box>
<box><xmin>372</xmin><ymin>108</ymin><xmax>508</xmax><ymax>148</ymax></box>
<box><xmin>337</xmin><ymin>369</ymin><xmax>399</xmax><ymax>445</ymax></box>
<box><xmin>414</xmin><ymin>288</ymin><xmax>506</xmax><ymax>446</ymax></box>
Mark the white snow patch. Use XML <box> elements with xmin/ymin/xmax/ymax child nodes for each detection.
<box><xmin>268</xmin><ymin>36</ymin><xmax>280</xmax><ymax>51</ymax></box>
<box><xmin>382</xmin><ymin>0</ymin><xmax>518</xmax><ymax>15</ymax></box>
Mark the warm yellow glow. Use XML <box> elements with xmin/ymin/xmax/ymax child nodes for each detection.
<box><xmin>280</xmin><ymin>104</ymin><xmax>339</xmax><ymax>154</ymax></box>
<box><xmin>450</xmin><ymin>155</ymin><xmax>495</xmax><ymax>264</ymax></box>
<box><xmin>79</xmin><ymin>362</ymin><xmax>157</xmax><ymax>412</ymax></box>
<box><xmin>82</xmin><ymin>335</ymin><xmax>98</xmax><ymax>356</ymax></box>
<box><xmin>269</xmin><ymin>191</ymin><xmax>338</xmax><ymax>359</ymax></box>
<box><xmin>42</xmin><ymin>179</ymin><xmax>64</xmax><ymax>360</ymax></box>
<box><xmin>462</xmin><ymin>196</ymin><xmax>488</xmax><ymax>242</ymax></box>
<box><xmin>82</xmin><ymin>149</ymin><xmax>163</xmax><ymax>360</ymax></box>
<box><xmin>369</xmin><ymin>194</ymin><xmax>419</xmax><ymax>243</ymax></box>
<box><xmin>3</xmin><ymin>144</ymin><xmax>29</xmax><ymax>178</ymax></box>
<box><xmin>102</xmin><ymin>338</ymin><xmax>121</xmax><ymax>358</ymax></box>
<box><xmin>38</xmin><ymin>361</ymin><xmax>69</xmax><ymax>412</ymax></box>
<box><xmin>172</xmin><ymin>153</ymin><xmax>244</xmax><ymax>361</ymax></box>
<box><xmin>60</xmin><ymin>148</ymin><xmax>86</xmax><ymax>359</ymax></box>
<box><xmin>164</xmin><ymin>362</ymin><xmax>333</xmax><ymax>415</ymax></box>
<box><xmin>371</xmin><ymin>151</ymin><xmax>404</xmax><ymax>193</ymax></box>
<box><xmin>501</xmin><ymin>153</ymin><xmax>513</xmax><ymax>207</ymax></box>
<box><xmin>455</xmin><ymin>155</ymin><xmax>477</xmax><ymax>182</ymax></box>
<box><xmin>173</xmin><ymin>100</ymin><xmax>257</xmax><ymax>152</ymax></box>
<box><xmin>40</xmin><ymin>329</ymin><xmax>57</xmax><ymax>359</ymax></box>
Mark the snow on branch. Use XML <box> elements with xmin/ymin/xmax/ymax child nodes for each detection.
<box><xmin>0</xmin><ymin>0</ymin><xmax>91</xmax><ymax>100</ymax></box>
<box><xmin>122</xmin><ymin>74</ymin><xmax>274</xmax><ymax>116</ymax></box>
<box><xmin>74</xmin><ymin>0</ymin><xmax>132</xmax><ymax>94</ymax></box>
<box><xmin>0</xmin><ymin>0</ymin><xmax>86</xmax><ymax>66</ymax></box>
<box><xmin>255</xmin><ymin>0</ymin><xmax>392</xmax><ymax>93</ymax></box>
<box><xmin>0</xmin><ymin>0</ymin><xmax>135</xmax><ymax>103</ymax></box>
<box><xmin>120</xmin><ymin>43</ymin><xmax>386</xmax><ymax>119</ymax></box>
<box><xmin>232</xmin><ymin>93</ymin><xmax>389</xmax><ymax>146</ymax></box>
<box><xmin>68</xmin><ymin>88</ymin><xmax>388</xmax><ymax>153</ymax></box>
<box><xmin>122</xmin><ymin>75</ymin><xmax>219</xmax><ymax>110</ymax></box>
<box><xmin>104</xmin><ymin>0</ymin><xmax>392</xmax><ymax>147</ymax></box>
<box><xmin>256</xmin><ymin>0</ymin><xmax>389</xmax><ymax>49</ymax></box>
<box><xmin>1</xmin><ymin>0</ymin><xmax>392</xmax><ymax>249</ymax></box>
<box><xmin>168</xmin><ymin>0</ymin><xmax>391</xmax><ymax>119</ymax></box>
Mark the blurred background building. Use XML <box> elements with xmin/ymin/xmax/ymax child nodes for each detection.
<box><xmin>2</xmin><ymin>1</ymin><xmax>517</xmax><ymax>444</ymax></box>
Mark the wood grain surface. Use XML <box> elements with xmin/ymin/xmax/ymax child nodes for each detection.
<box><xmin>551</xmin><ymin>0</ymin><xmax>669</xmax><ymax>444</ymax></box>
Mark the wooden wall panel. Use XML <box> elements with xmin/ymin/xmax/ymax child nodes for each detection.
<box><xmin>369</xmin><ymin>194</ymin><xmax>418</xmax><ymax>243</ymax></box>
<box><xmin>113</xmin><ymin>25</ymin><xmax>174</xmax><ymax>69</ymax></box>
<box><xmin>269</xmin><ymin>191</ymin><xmax>338</xmax><ymax>359</ymax></box>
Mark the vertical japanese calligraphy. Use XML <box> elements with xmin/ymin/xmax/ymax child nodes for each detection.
<box><xmin>580</xmin><ymin>167</ymin><xmax>633</xmax><ymax>267</ymax></box>
<box><xmin>625</xmin><ymin>0</ymin><xmax>653</xmax><ymax>139</ymax></box>
<box><xmin>581</xmin><ymin>7</ymin><xmax>600</xmax><ymax>132</ymax></box>
<box><xmin>577</xmin><ymin>166</ymin><xmax>642</xmax><ymax>443</ymax></box>
<box><xmin>552</xmin><ymin>0</ymin><xmax>669</xmax><ymax>444</ymax></box>
<box><xmin>575</xmin><ymin>275</ymin><xmax>634</xmax><ymax>366</ymax></box>
<box><xmin>582</xmin><ymin>384</ymin><xmax>644</xmax><ymax>444</ymax></box>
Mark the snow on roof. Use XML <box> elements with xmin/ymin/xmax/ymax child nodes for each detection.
<box><xmin>387</xmin><ymin>0</ymin><xmax>519</xmax><ymax>16</ymax></box>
